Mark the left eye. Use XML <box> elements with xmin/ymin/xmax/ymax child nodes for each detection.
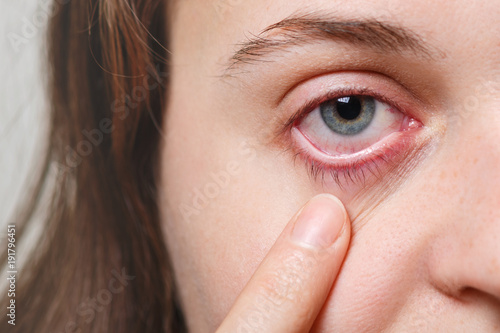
<box><xmin>297</xmin><ymin>95</ymin><xmax>406</xmax><ymax>155</ymax></box>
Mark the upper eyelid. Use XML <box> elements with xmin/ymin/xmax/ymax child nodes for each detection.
<box><xmin>277</xmin><ymin>70</ymin><xmax>430</xmax><ymax>118</ymax></box>
<box><xmin>278</xmin><ymin>69</ymin><xmax>427</xmax><ymax>109</ymax></box>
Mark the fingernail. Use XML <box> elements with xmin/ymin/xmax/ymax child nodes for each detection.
<box><xmin>291</xmin><ymin>194</ymin><xmax>346</xmax><ymax>249</ymax></box>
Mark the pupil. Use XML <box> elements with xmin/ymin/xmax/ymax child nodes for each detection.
<box><xmin>336</xmin><ymin>96</ymin><xmax>362</xmax><ymax>120</ymax></box>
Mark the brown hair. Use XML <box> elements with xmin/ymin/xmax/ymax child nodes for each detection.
<box><xmin>1</xmin><ymin>0</ymin><xmax>186</xmax><ymax>331</ymax></box>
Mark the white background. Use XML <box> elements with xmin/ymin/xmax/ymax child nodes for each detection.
<box><xmin>1</xmin><ymin>0</ymin><xmax>48</xmax><ymax>229</ymax></box>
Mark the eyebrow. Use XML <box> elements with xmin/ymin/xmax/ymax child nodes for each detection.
<box><xmin>225</xmin><ymin>13</ymin><xmax>436</xmax><ymax>75</ymax></box>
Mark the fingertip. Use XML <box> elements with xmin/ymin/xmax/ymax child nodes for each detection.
<box><xmin>315</xmin><ymin>193</ymin><xmax>348</xmax><ymax>224</ymax></box>
<box><xmin>290</xmin><ymin>194</ymin><xmax>349</xmax><ymax>249</ymax></box>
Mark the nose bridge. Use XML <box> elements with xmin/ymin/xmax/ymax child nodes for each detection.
<box><xmin>429</xmin><ymin>102</ymin><xmax>500</xmax><ymax>301</ymax></box>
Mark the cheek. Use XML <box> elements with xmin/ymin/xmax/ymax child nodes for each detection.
<box><xmin>313</xmin><ymin>203</ymin><xmax>427</xmax><ymax>331</ymax></box>
<box><xmin>311</xmin><ymin>151</ymin><xmax>461</xmax><ymax>331</ymax></box>
<box><xmin>159</xmin><ymin>96</ymin><xmax>317</xmax><ymax>330</ymax></box>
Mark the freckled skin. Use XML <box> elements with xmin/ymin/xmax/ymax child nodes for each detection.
<box><xmin>159</xmin><ymin>0</ymin><xmax>500</xmax><ymax>332</ymax></box>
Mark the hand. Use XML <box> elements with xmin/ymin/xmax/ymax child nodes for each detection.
<box><xmin>216</xmin><ymin>194</ymin><xmax>351</xmax><ymax>333</ymax></box>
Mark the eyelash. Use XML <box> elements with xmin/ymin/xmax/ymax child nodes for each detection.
<box><xmin>291</xmin><ymin>146</ymin><xmax>390</xmax><ymax>189</ymax></box>
<box><xmin>281</xmin><ymin>87</ymin><xmax>420</xmax><ymax>187</ymax></box>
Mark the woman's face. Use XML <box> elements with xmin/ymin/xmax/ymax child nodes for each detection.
<box><xmin>159</xmin><ymin>0</ymin><xmax>500</xmax><ymax>331</ymax></box>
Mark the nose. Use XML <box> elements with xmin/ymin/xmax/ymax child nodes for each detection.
<box><xmin>427</xmin><ymin>111</ymin><xmax>500</xmax><ymax>303</ymax></box>
<box><xmin>429</xmin><ymin>212</ymin><xmax>500</xmax><ymax>301</ymax></box>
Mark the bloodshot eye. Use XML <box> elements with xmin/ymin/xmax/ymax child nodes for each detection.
<box><xmin>295</xmin><ymin>94</ymin><xmax>415</xmax><ymax>156</ymax></box>
<box><xmin>281</xmin><ymin>71</ymin><xmax>428</xmax><ymax>186</ymax></box>
<box><xmin>320</xmin><ymin>96</ymin><xmax>375</xmax><ymax>136</ymax></box>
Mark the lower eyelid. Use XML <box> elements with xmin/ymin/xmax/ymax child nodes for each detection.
<box><xmin>292</xmin><ymin>127</ymin><xmax>406</xmax><ymax>162</ymax></box>
<box><xmin>290</xmin><ymin>120</ymin><xmax>426</xmax><ymax>187</ymax></box>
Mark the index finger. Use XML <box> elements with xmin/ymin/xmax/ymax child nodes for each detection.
<box><xmin>216</xmin><ymin>194</ymin><xmax>351</xmax><ymax>333</ymax></box>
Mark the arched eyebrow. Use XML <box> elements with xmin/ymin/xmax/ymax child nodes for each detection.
<box><xmin>224</xmin><ymin>13</ymin><xmax>438</xmax><ymax>75</ymax></box>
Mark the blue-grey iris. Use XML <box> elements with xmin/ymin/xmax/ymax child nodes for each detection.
<box><xmin>320</xmin><ymin>96</ymin><xmax>375</xmax><ymax>136</ymax></box>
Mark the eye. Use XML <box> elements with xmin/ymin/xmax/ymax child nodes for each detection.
<box><xmin>277</xmin><ymin>72</ymin><xmax>429</xmax><ymax>186</ymax></box>
<box><xmin>298</xmin><ymin>95</ymin><xmax>409</xmax><ymax>156</ymax></box>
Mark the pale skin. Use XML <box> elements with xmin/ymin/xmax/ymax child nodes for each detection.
<box><xmin>159</xmin><ymin>0</ymin><xmax>500</xmax><ymax>332</ymax></box>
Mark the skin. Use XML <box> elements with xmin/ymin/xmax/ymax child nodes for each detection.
<box><xmin>159</xmin><ymin>0</ymin><xmax>500</xmax><ymax>331</ymax></box>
